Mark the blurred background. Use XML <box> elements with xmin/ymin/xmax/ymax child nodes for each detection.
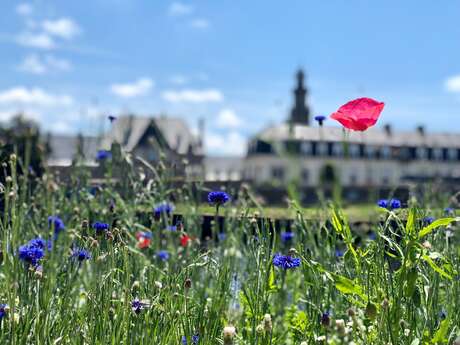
<box><xmin>1</xmin><ymin>0</ymin><xmax>460</xmax><ymax>206</ymax></box>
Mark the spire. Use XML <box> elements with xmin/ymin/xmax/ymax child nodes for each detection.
<box><xmin>289</xmin><ymin>69</ymin><xmax>310</xmax><ymax>125</ymax></box>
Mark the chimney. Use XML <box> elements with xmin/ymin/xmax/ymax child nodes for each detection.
<box><xmin>417</xmin><ymin>125</ymin><xmax>425</xmax><ymax>136</ymax></box>
<box><xmin>198</xmin><ymin>117</ymin><xmax>205</xmax><ymax>150</ymax></box>
<box><xmin>384</xmin><ymin>124</ymin><xmax>392</xmax><ymax>136</ymax></box>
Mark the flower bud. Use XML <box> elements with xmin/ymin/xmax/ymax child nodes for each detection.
<box><xmin>263</xmin><ymin>313</ymin><xmax>272</xmax><ymax>332</ymax></box>
<box><xmin>184</xmin><ymin>278</ymin><xmax>192</xmax><ymax>289</ymax></box>
<box><xmin>365</xmin><ymin>302</ymin><xmax>377</xmax><ymax>320</ymax></box>
<box><xmin>223</xmin><ymin>326</ymin><xmax>236</xmax><ymax>345</ymax></box>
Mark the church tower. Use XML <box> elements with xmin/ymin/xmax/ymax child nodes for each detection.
<box><xmin>289</xmin><ymin>69</ymin><xmax>310</xmax><ymax>125</ymax></box>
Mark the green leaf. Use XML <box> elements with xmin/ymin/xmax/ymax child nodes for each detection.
<box><xmin>405</xmin><ymin>208</ymin><xmax>416</xmax><ymax>235</ymax></box>
<box><xmin>419</xmin><ymin>218</ymin><xmax>457</xmax><ymax>238</ymax></box>
<box><xmin>268</xmin><ymin>265</ymin><xmax>278</xmax><ymax>292</ymax></box>
<box><xmin>431</xmin><ymin>318</ymin><xmax>449</xmax><ymax>344</ymax></box>
<box><xmin>333</xmin><ymin>274</ymin><xmax>366</xmax><ymax>300</ymax></box>
<box><xmin>331</xmin><ymin>209</ymin><xmax>343</xmax><ymax>234</ymax></box>
<box><xmin>405</xmin><ymin>269</ymin><xmax>418</xmax><ymax>298</ymax></box>
<box><xmin>421</xmin><ymin>255</ymin><xmax>452</xmax><ymax>280</ymax></box>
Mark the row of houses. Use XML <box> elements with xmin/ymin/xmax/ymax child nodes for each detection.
<box><xmin>40</xmin><ymin>69</ymin><xmax>460</xmax><ymax>188</ymax></box>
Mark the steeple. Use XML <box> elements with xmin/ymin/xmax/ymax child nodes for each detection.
<box><xmin>289</xmin><ymin>69</ymin><xmax>310</xmax><ymax>125</ymax></box>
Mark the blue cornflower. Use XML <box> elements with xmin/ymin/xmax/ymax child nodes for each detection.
<box><xmin>218</xmin><ymin>232</ymin><xmax>226</xmax><ymax>241</ymax></box>
<box><xmin>48</xmin><ymin>216</ymin><xmax>65</xmax><ymax>235</ymax></box>
<box><xmin>181</xmin><ymin>336</ymin><xmax>188</xmax><ymax>345</ymax></box>
<box><xmin>444</xmin><ymin>207</ymin><xmax>455</xmax><ymax>215</ymax></box>
<box><xmin>390</xmin><ymin>199</ymin><xmax>401</xmax><ymax>209</ymax></box>
<box><xmin>108</xmin><ymin>115</ymin><xmax>117</xmax><ymax>123</ymax></box>
<box><xmin>157</xmin><ymin>250</ymin><xmax>169</xmax><ymax>261</ymax></box>
<box><xmin>439</xmin><ymin>309</ymin><xmax>447</xmax><ymax>320</ymax></box>
<box><xmin>96</xmin><ymin>150</ymin><xmax>111</xmax><ymax>161</ymax></box>
<box><xmin>335</xmin><ymin>249</ymin><xmax>344</xmax><ymax>258</ymax></box>
<box><xmin>368</xmin><ymin>231</ymin><xmax>376</xmax><ymax>241</ymax></box>
<box><xmin>166</xmin><ymin>225</ymin><xmax>177</xmax><ymax>231</ymax></box>
<box><xmin>281</xmin><ymin>231</ymin><xmax>294</xmax><ymax>243</ymax></box>
<box><xmin>0</xmin><ymin>304</ymin><xmax>8</xmax><ymax>319</ymax></box>
<box><xmin>131</xmin><ymin>298</ymin><xmax>144</xmax><ymax>314</ymax></box>
<box><xmin>192</xmin><ymin>334</ymin><xmax>199</xmax><ymax>345</ymax></box>
<box><xmin>28</xmin><ymin>237</ymin><xmax>52</xmax><ymax>251</ymax></box>
<box><xmin>72</xmin><ymin>248</ymin><xmax>91</xmax><ymax>262</ymax></box>
<box><xmin>207</xmin><ymin>191</ymin><xmax>230</xmax><ymax>206</ymax></box>
<box><xmin>320</xmin><ymin>311</ymin><xmax>331</xmax><ymax>326</ymax></box>
<box><xmin>92</xmin><ymin>222</ymin><xmax>109</xmax><ymax>234</ymax></box>
<box><xmin>153</xmin><ymin>202</ymin><xmax>175</xmax><ymax>219</ymax></box>
<box><xmin>18</xmin><ymin>244</ymin><xmax>44</xmax><ymax>266</ymax></box>
<box><xmin>272</xmin><ymin>253</ymin><xmax>301</xmax><ymax>270</ymax></box>
<box><xmin>314</xmin><ymin>115</ymin><xmax>327</xmax><ymax>126</ymax></box>
<box><xmin>423</xmin><ymin>217</ymin><xmax>435</xmax><ymax>226</ymax></box>
<box><xmin>377</xmin><ymin>199</ymin><xmax>388</xmax><ymax>208</ymax></box>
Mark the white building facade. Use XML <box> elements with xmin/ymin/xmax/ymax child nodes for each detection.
<box><xmin>243</xmin><ymin>70</ymin><xmax>460</xmax><ymax>188</ymax></box>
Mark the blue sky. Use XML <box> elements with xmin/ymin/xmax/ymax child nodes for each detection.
<box><xmin>1</xmin><ymin>0</ymin><xmax>460</xmax><ymax>155</ymax></box>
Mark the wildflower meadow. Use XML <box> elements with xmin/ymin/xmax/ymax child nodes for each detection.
<box><xmin>0</xmin><ymin>101</ymin><xmax>460</xmax><ymax>345</ymax></box>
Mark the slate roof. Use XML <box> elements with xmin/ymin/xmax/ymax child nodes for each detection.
<box><xmin>101</xmin><ymin>115</ymin><xmax>202</xmax><ymax>155</ymax></box>
<box><xmin>255</xmin><ymin>123</ymin><xmax>460</xmax><ymax>148</ymax></box>
<box><xmin>45</xmin><ymin>134</ymin><xmax>99</xmax><ymax>166</ymax></box>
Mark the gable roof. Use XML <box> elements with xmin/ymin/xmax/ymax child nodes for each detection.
<box><xmin>101</xmin><ymin>115</ymin><xmax>203</xmax><ymax>155</ymax></box>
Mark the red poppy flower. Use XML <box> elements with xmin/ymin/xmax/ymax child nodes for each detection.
<box><xmin>180</xmin><ymin>234</ymin><xmax>191</xmax><ymax>247</ymax></box>
<box><xmin>330</xmin><ymin>97</ymin><xmax>384</xmax><ymax>131</ymax></box>
<box><xmin>136</xmin><ymin>231</ymin><xmax>152</xmax><ymax>249</ymax></box>
<box><xmin>137</xmin><ymin>237</ymin><xmax>151</xmax><ymax>249</ymax></box>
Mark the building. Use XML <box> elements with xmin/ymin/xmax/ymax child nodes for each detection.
<box><xmin>204</xmin><ymin>156</ymin><xmax>244</xmax><ymax>181</ymax></box>
<box><xmin>45</xmin><ymin>133</ymin><xmax>99</xmax><ymax>167</ymax></box>
<box><xmin>100</xmin><ymin>115</ymin><xmax>204</xmax><ymax>178</ymax></box>
<box><xmin>244</xmin><ymin>69</ymin><xmax>460</xmax><ymax>187</ymax></box>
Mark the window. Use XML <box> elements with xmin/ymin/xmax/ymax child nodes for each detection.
<box><xmin>332</xmin><ymin>143</ymin><xmax>343</xmax><ymax>157</ymax></box>
<box><xmin>272</xmin><ymin>166</ymin><xmax>285</xmax><ymax>180</ymax></box>
<box><xmin>349</xmin><ymin>174</ymin><xmax>357</xmax><ymax>185</ymax></box>
<box><xmin>416</xmin><ymin>147</ymin><xmax>427</xmax><ymax>160</ymax></box>
<box><xmin>301</xmin><ymin>142</ymin><xmax>312</xmax><ymax>155</ymax></box>
<box><xmin>317</xmin><ymin>142</ymin><xmax>328</xmax><ymax>156</ymax></box>
<box><xmin>365</xmin><ymin>145</ymin><xmax>375</xmax><ymax>159</ymax></box>
<box><xmin>301</xmin><ymin>169</ymin><xmax>309</xmax><ymax>184</ymax></box>
<box><xmin>381</xmin><ymin>146</ymin><xmax>391</xmax><ymax>159</ymax></box>
<box><xmin>433</xmin><ymin>148</ymin><xmax>442</xmax><ymax>160</ymax></box>
<box><xmin>447</xmin><ymin>148</ymin><xmax>457</xmax><ymax>161</ymax></box>
<box><xmin>349</xmin><ymin>144</ymin><xmax>360</xmax><ymax>158</ymax></box>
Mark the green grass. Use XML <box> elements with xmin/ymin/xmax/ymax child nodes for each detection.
<box><xmin>0</xmin><ymin>152</ymin><xmax>459</xmax><ymax>344</ymax></box>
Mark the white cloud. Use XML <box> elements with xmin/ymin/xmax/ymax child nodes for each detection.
<box><xmin>17</xmin><ymin>32</ymin><xmax>55</xmax><ymax>49</ymax></box>
<box><xmin>45</xmin><ymin>55</ymin><xmax>72</xmax><ymax>71</ymax></box>
<box><xmin>16</xmin><ymin>3</ymin><xmax>33</xmax><ymax>16</ymax></box>
<box><xmin>18</xmin><ymin>54</ymin><xmax>71</xmax><ymax>74</ymax></box>
<box><xmin>162</xmin><ymin>89</ymin><xmax>223</xmax><ymax>103</ymax></box>
<box><xmin>170</xmin><ymin>75</ymin><xmax>188</xmax><ymax>85</ymax></box>
<box><xmin>445</xmin><ymin>75</ymin><xmax>460</xmax><ymax>93</ymax></box>
<box><xmin>110</xmin><ymin>78</ymin><xmax>154</xmax><ymax>98</ymax></box>
<box><xmin>0</xmin><ymin>109</ymin><xmax>41</xmax><ymax>123</ymax></box>
<box><xmin>206</xmin><ymin>131</ymin><xmax>246</xmax><ymax>155</ymax></box>
<box><xmin>50</xmin><ymin>120</ymin><xmax>72</xmax><ymax>133</ymax></box>
<box><xmin>216</xmin><ymin>108</ymin><xmax>241</xmax><ymax>128</ymax></box>
<box><xmin>18</xmin><ymin>55</ymin><xmax>46</xmax><ymax>74</ymax></box>
<box><xmin>190</xmin><ymin>18</ymin><xmax>210</xmax><ymax>29</ymax></box>
<box><xmin>169</xmin><ymin>2</ymin><xmax>193</xmax><ymax>16</ymax></box>
<box><xmin>0</xmin><ymin>87</ymin><xmax>73</xmax><ymax>107</ymax></box>
<box><xmin>42</xmin><ymin>18</ymin><xmax>81</xmax><ymax>40</ymax></box>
